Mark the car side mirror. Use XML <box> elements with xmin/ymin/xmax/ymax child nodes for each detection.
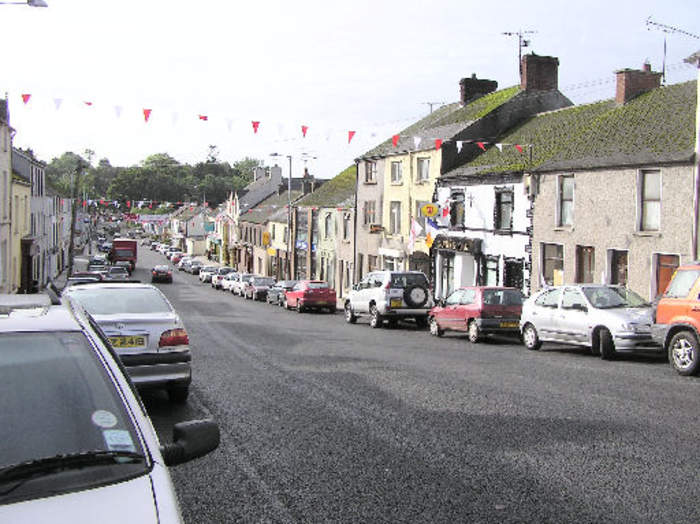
<box><xmin>160</xmin><ymin>419</ymin><xmax>220</xmax><ymax>467</ymax></box>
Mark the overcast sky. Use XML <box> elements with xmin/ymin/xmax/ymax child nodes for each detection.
<box><xmin>4</xmin><ymin>0</ymin><xmax>699</xmax><ymax>182</ymax></box>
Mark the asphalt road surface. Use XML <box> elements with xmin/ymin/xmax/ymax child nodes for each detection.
<box><xmin>132</xmin><ymin>247</ymin><xmax>700</xmax><ymax>523</ymax></box>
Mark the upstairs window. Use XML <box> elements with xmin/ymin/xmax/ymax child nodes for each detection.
<box><xmin>417</xmin><ymin>158</ymin><xmax>430</xmax><ymax>182</ymax></box>
<box><xmin>363</xmin><ymin>201</ymin><xmax>376</xmax><ymax>225</ymax></box>
<box><xmin>389</xmin><ymin>201</ymin><xmax>401</xmax><ymax>235</ymax></box>
<box><xmin>391</xmin><ymin>161</ymin><xmax>403</xmax><ymax>184</ymax></box>
<box><xmin>557</xmin><ymin>175</ymin><xmax>574</xmax><ymax>227</ymax></box>
<box><xmin>450</xmin><ymin>192</ymin><xmax>465</xmax><ymax>228</ymax></box>
<box><xmin>365</xmin><ymin>161</ymin><xmax>377</xmax><ymax>183</ymax></box>
<box><xmin>495</xmin><ymin>188</ymin><xmax>514</xmax><ymax>231</ymax></box>
<box><xmin>639</xmin><ymin>170</ymin><xmax>661</xmax><ymax>231</ymax></box>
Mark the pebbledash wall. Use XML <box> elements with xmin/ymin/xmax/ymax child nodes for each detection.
<box><xmin>530</xmin><ymin>163</ymin><xmax>695</xmax><ymax>300</ymax></box>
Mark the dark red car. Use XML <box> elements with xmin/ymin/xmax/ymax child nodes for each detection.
<box><xmin>284</xmin><ymin>280</ymin><xmax>336</xmax><ymax>313</ymax></box>
<box><xmin>428</xmin><ymin>286</ymin><xmax>524</xmax><ymax>342</ymax></box>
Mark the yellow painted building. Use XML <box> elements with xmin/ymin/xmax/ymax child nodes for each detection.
<box><xmin>10</xmin><ymin>172</ymin><xmax>31</xmax><ymax>293</ymax></box>
<box><xmin>379</xmin><ymin>148</ymin><xmax>441</xmax><ymax>273</ymax></box>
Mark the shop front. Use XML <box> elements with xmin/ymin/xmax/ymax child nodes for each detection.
<box><xmin>431</xmin><ymin>235</ymin><xmax>482</xmax><ymax>299</ymax></box>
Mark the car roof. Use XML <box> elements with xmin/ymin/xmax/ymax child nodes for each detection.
<box><xmin>0</xmin><ymin>294</ymin><xmax>81</xmax><ymax>333</ymax></box>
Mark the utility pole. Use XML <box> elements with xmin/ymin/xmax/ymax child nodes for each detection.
<box><xmin>502</xmin><ymin>29</ymin><xmax>537</xmax><ymax>75</ymax></box>
<box><xmin>646</xmin><ymin>17</ymin><xmax>700</xmax><ymax>83</ymax></box>
<box><xmin>67</xmin><ymin>159</ymin><xmax>86</xmax><ymax>278</ymax></box>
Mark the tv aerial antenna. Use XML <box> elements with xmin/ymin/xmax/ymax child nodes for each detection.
<box><xmin>646</xmin><ymin>17</ymin><xmax>700</xmax><ymax>83</ymax></box>
<box><xmin>502</xmin><ymin>29</ymin><xmax>537</xmax><ymax>75</ymax></box>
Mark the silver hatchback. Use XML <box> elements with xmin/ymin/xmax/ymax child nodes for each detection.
<box><xmin>520</xmin><ymin>284</ymin><xmax>660</xmax><ymax>359</ymax></box>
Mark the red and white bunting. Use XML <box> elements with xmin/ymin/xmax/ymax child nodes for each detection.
<box><xmin>392</xmin><ymin>134</ymin><xmax>399</xmax><ymax>147</ymax></box>
<box><xmin>435</xmin><ymin>139</ymin><xmax>442</xmax><ymax>150</ymax></box>
<box><xmin>348</xmin><ymin>130</ymin><xmax>355</xmax><ymax>143</ymax></box>
<box><xmin>21</xmin><ymin>94</ymin><xmax>31</xmax><ymax>104</ymax></box>
<box><xmin>252</xmin><ymin>121</ymin><xmax>260</xmax><ymax>134</ymax></box>
<box><xmin>301</xmin><ymin>125</ymin><xmax>308</xmax><ymax>137</ymax></box>
<box><xmin>143</xmin><ymin>108</ymin><xmax>152</xmax><ymax>122</ymax></box>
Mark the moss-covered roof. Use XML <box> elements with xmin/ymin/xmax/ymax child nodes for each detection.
<box><xmin>295</xmin><ymin>165</ymin><xmax>356</xmax><ymax>208</ymax></box>
<box><xmin>240</xmin><ymin>190</ymin><xmax>302</xmax><ymax>225</ymax></box>
<box><xmin>449</xmin><ymin>80</ymin><xmax>696</xmax><ymax>176</ymax></box>
<box><xmin>362</xmin><ymin>86</ymin><xmax>521</xmax><ymax>158</ymax></box>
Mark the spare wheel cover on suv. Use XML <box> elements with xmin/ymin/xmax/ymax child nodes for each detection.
<box><xmin>404</xmin><ymin>284</ymin><xmax>428</xmax><ymax>308</ymax></box>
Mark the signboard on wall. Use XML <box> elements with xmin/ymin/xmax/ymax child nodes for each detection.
<box><xmin>421</xmin><ymin>203</ymin><xmax>438</xmax><ymax>217</ymax></box>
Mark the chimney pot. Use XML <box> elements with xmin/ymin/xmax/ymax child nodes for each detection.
<box><xmin>520</xmin><ymin>53</ymin><xmax>559</xmax><ymax>91</ymax></box>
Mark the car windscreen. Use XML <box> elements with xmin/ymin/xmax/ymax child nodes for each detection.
<box><xmin>253</xmin><ymin>278</ymin><xmax>275</xmax><ymax>286</ymax></box>
<box><xmin>307</xmin><ymin>282</ymin><xmax>329</xmax><ymax>289</ymax></box>
<box><xmin>114</xmin><ymin>249</ymin><xmax>133</xmax><ymax>257</ymax></box>
<box><xmin>0</xmin><ymin>332</ymin><xmax>146</xmax><ymax>501</ymax></box>
<box><xmin>219</xmin><ymin>267</ymin><xmax>233</xmax><ymax>274</ymax></box>
<box><xmin>389</xmin><ymin>274</ymin><xmax>429</xmax><ymax>289</ymax></box>
<box><xmin>582</xmin><ymin>286</ymin><xmax>649</xmax><ymax>308</ymax></box>
<box><xmin>67</xmin><ymin>287</ymin><xmax>173</xmax><ymax>315</ymax></box>
<box><xmin>482</xmin><ymin>289</ymin><xmax>524</xmax><ymax>306</ymax></box>
<box><xmin>663</xmin><ymin>269</ymin><xmax>700</xmax><ymax>298</ymax></box>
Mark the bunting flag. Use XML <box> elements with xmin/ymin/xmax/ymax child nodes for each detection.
<box><xmin>252</xmin><ymin>121</ymin><xmax>260</xmax><ymax>133</ymax></box>
<box><xmin>126</xmin><ymin>200</ymin><xmax>131</xmax><ymax>208</ymax></box>
<box><xmin>21</xmin><ymin>94</ymin><xmax>31</xmax><ymax>104</ymax></box>
<box><xmin>425</xmin><ymin>217</ymin><xmax>439</xmax><ymax>249</ymax></box>
<box><xmin>54</xmin><ymin>98</ymin><xmax>63</xmax><ymax>110</ymax></box>
<box><xmin>226</xmin><ymin>118</ymin><xmax>233</xmax><ymax>132</ymax></box>
<box><xmin>348</xmin><ymin>130</ymin><xmax>355</xmax><ymax>143</ymax></box>
<box><xmin>435</xmin><ymin>139</ymin><xmax>442</xmax><ymax>150</ymax></box>
<box><xmin>456</xmin><ymin>141</ymin><xmax>463</xmax><ymax>153</ymax></box>
<box><xmin>515</xmin><ymin>144</ymin><xmax>524</xmax><ymax>153</ymax></box>
<box><xmin>301</xmin><ymin>125</ymin><xmax>308</xmax><ymax>137</ymax></box>
<box><xmin>392</xmin><ymin>134</ymin><xmax>399</xmax><ymax>147</ymax></box>
<box><xmin>413</xmin><ymin>136</ymin><xmax>422</xmax><ymax>149</ymax></box>
<box><xmin>143</xmin><ymin>108</ymin><xmax>152</xmax><ymax>122</ymax></box>
<box><xmin>495</xmin><ymin>143</ymin><xmax>503</xmax><ymax>152</ymax></box>
<box><xmin>114</xmin><ymin>105</ymin><xmax>122</xmax><ymax>118</ymax></box>
<box><xmin>476</xmin><ymin>142</ymin><xmax>486</xmax><ymax>151</ymax></box>
<box><xmin>198</xmin><ymin>115</ymin><xmax>208</xmax><ymax>121</ymax></box>
<box><xmin>84</xmin><ymin>101</ymin><xmax>93</xmax><ymax>106</ymax></box>
<box><xmin>408</xmin><ymin>218</ymin><xmax>423</xmax><ymax>253</ymax></box>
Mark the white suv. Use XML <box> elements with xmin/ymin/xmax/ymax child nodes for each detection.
<box><xmin>344</xmin><ymin>271</ymin><xmax>433</xmax><ymax>328</ymax></box>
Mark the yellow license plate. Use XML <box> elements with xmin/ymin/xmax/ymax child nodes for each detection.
<box><xmin>499</xmin><ymin>322</ymin><xmax>518</xmax><ymax>328</ymax></box>
<box><xmin>109</xmin><ymin>335</ymin><xmax>147</xmax><ymax>348</ymax></box>
<box><xmin>390</xmin><ymin>299</ymin><xmax>403</xmax><ymax>308</ymax></box>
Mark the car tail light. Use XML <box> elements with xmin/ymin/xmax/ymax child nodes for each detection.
<box><xmin>159</xmin><ymin>328</ymin><xmax>189</xmax><ymax>347</ymax></box>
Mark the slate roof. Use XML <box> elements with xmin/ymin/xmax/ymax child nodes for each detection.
<box><xmin>240</xmin><ymin>190</ymin><xmax>303</xmax><ymax>225</ymax></box>
<box><xmin>445</xmin><ymin>80</ymin><xmax>696</xmax><ymax>178</ymax></box>
<box><xmin>294</xmin><ymin>165</ymin><xmax>356</xmax><ymax>208</ymax></box>
<box><xmin>361</xmin><ymin>86</ymin><xmax>522</xmax><ymax>158</ymax></box>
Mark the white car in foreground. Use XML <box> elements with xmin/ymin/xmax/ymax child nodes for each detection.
<box><xmin>0</xmin><ymin>293</ymin><xmax>219</xmax><ymax>522</ymax></box>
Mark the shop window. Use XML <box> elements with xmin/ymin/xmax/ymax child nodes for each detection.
<box><xmin>484</xmin><ymin>256</ymin><xmax>499</xmax><ymax>286</ymax></box>
<box><xmin>541</xmin><ymin>243</ymin><xmax>564</xmax><ymax>286</ymax></box>
<box><xmin>504</xmin><ymin>258</ymin><xmax>524</xmax><ymax>290</ymax></box>
<box><xmin>440</xmin><ymin>252</ymin><xmax>455</xmax><ymax>298</ymax></box>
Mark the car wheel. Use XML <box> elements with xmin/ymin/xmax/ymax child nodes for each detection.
<box><xmin>467</xmin><ymin>320</ymin><xmax>480</xmax><ymax>343</ymax></box>
<box><xmin>167</xmin><ymin>385</ymin><xmax>189</xmax><ymax>404</ymax></box>
<box><xmin>369</xmin><ymin>305</ymin><xmax>383</xmax><ymax>328</ymax></box>
<box><xmin>284</xmin><ymin>298</ymin><xmax>290</xmax><ymax>310</ymax></box>
<box><xmin>344</xmin><ymin>302</ymin><xmax>357</xmax><ymax>323</ymax></box>
<box><xmin>278</xmin><ymin>297</ymin><xmax>285</xmax><ymax>307</ymax></box>
<box><xmin>429</xmin><ymin>316</ymin><xmax>444</xmax><ymax>337</ymax></box>
<box><xmin>599</xmin><ymin>328</ymin><xmax>616</xmax><ymax>360</ymax></box>
<box><xmin>297</xmin><ymin>301</ymin><xmax>304</xmax><ymax>313</ymax></box>
<box><xmin>669</xmin><ymin>330</ymin><xmax>700</xmax><ymax>376</ymax></box>
<box><xmin>522</xmin><ymin>323</ymin><xmax>541</xmax><ymax>350</ymax></box>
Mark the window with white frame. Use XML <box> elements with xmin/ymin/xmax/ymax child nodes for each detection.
<box><xmin>389</xmin><ymin>201</ymin><xmax>401</xmax><ymax>235</ymax></box>
<box><xmin>324</xmin><ymin>213</ymin><xmax>332</xmax><ymax>239</ymax></box>
<box><xmin>343</xmin><ymin>213</ymin><xmax>350</xmax><ymax>240</ymax></box>
<box><xmin>494</xmin><ymin>188</ymin><xmax>514</xmax><ymax>231</ymax></box>
<box><xmin>417</xmin><ymin>158</ymin><xmax>430</xmax><ymax>182</ymax></box>
<box><xmin>365</xmin><ymin>161</ymin><xmax>377</xmax><ymax>183</ymax></box>
<box><xmin>542</xmin><ymin>243</ymin><xmax>564</xmax><ymax>286</ymax></box>
<box><xmin>557</xmin><ymin>175</ymin><xmax>574</xmax><ymax>227</ymax></box>
<box><xmin>391</xmin><ymin>161</ymin><xmax>403</xmax><ymax>184</ymax></box>
<box><xmin>639</xmin><ymin>169</ymin><xmax>661</xmax><ymax>231</ymax></box>
<box><xmin>363</xmin><ymin>201</ymin><xmax>376</xmax><ymax>225</ymax></box>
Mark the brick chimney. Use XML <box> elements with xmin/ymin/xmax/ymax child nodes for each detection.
<box><xmin>615</xmin><ymin>63</ymin><xmax>662</xmax><ymax>105</ymax></box>
<box><xmin>459</xmin><ymin>74</ymin><xmax>498</xmax><ymax>105</ymax></box>
<box><xmin>520</xmin><ymin>53</ymin><xmax>559</xmax><ymax>91</ymax></box>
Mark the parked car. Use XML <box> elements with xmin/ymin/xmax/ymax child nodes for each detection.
<box><xmin>244</xmin><ymin>277</ymin><xmax>277</xmax><ymax>301</ymax></box>
<box><xmin>284</xmin><ymin>280</ymin><xmax>336</xmax><ymax>313</ymax></box>
<box><xmin>344</xmin><ymin>271</ymin><xmax>433</xmax><ymax>328</ymax></box>
<box><xmin>86</xmin><ymin>263</ymin><xmax>109</xmax><ymax>277</ymax></box>
<box><xmin>150</xmin><ymin>241</ymin><xmax>161</xmax><ymax>251</ymax></box>
<box><xmin>428</xmin><ymin>287</ymin><xmax>524</xmax><ymax>342</ymax></box>
<box><xmin>652</xmin><ymin>262</ymin><xmax>700</xmax><ymax>375</ymax></box>
<box><xmin>267</xmin><ymin>280</ymin><xmax>298</xmax><ymax>306</ymax></box>
<box><xmin>520</xmin><ymin>284</ymin><xmax>659</xmax><ymax>359</ymax></box>
<box><xmin>71</xmin><ymin>270</ymin><xmax>105</xmax><ymax>281</ymax></box>
<box><xmin>231</xmin><ymin>273</ymin><xmax>256</xmax><ymax>296</ymax></box>
<box><xmin>114</xmin><ymin>260</ymin><xmax>133</xmax><ymax>275</ymax></box>
<box><xmin>211</xmin><ymin>267</ymin><xmax>234</xmax><ymax>289</ymax></box>
<box><xmin>177</xmin><ymin>257</ymin><xmax>193</xmax><ymax>271</ymax></box>
<box><xmin>171</xmin><ymin>253</ymin><xmax>186</xmax><ymax>266</ymax></box>
<box><xmin>105</xmin><ymin>266</ymin><xmax>131</xmax><ymax>281</ymax></box>
<box><xmin>220</xmin><ymin>272</ymin><xmax>239</xmax><ymax>293</ymax></box>
<box><xmin>187</xmin><ymin>260</ymin><xmax>203</xmax><ymax>275</ymax></box>
<box><xmin>151</xmin><ymin>265</ymin><xmax>173</xmax><ymax>284</ymax></box>
<box><xmin>0</xmin><ymin>293</ymin><xmax>219</xmax><ymax>521</ymax></box>
<box><xmin>199</xmin><ymin>265</ymin><xmax>218</xmax><ymax>283</ymax></box>
<box><xmin>63</xmin><ymin>282</ymin><xmax>193</xmax><ymax>402</ymax></box>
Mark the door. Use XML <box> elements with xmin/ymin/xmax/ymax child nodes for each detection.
<box><xmin>656</xmin><ymin>254</ymin><xmax>679</xmax><ymax>297</ymax></box>
<box><xmin>531</xmin><ymin>287</ymin><xmax>562</xmax><ymax>340</ymax></box>
<box><xmin>437</xmin><ymin>289</ymin><xmax>465</xmax><ymax>331</ymax></box>
<box><xmin>557</xmin><ymin>287</ymin><xmax>589</xmax><ymax>344</ymax></box>
<box><xmin>610</xmin><ymin>250</ymin><xmax>628</xmax><ymax>286</ymax></box>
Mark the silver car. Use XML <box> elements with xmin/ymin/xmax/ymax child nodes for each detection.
<box><xmin>520</xmin><ymin>285</ymin><xmax>660</xmax><ymax>359</ymax></box>
<box><xmin>62</xmin><ymin>283</ymin><xmax>192</xmax><ymax>403</ymax></box>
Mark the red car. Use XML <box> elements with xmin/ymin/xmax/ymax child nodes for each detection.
<box><xmin>428</xmin><ymin>286</ymin><xmax>524</xmax><ymax>342</ymax></box>
<box><xmin>284</xmin><ymin>280</ymin><xmax>336</xmax><ymax>313</ymax></box>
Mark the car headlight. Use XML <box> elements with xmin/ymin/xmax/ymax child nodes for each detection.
<box><xmin>621</xmin><ymin>322</ymin><xmax>650</xmax><ymax>333</ymax></box>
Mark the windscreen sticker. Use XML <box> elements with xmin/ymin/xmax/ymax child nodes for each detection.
<box><xmin>92</xmin><ymin>409</ymin><xmax>118</xmax><ymax>428</ymax></box>
<box><xmin>103</xmin><ymin>429</ymin><xmax>136</xmax><ymax>452</ymax></box>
